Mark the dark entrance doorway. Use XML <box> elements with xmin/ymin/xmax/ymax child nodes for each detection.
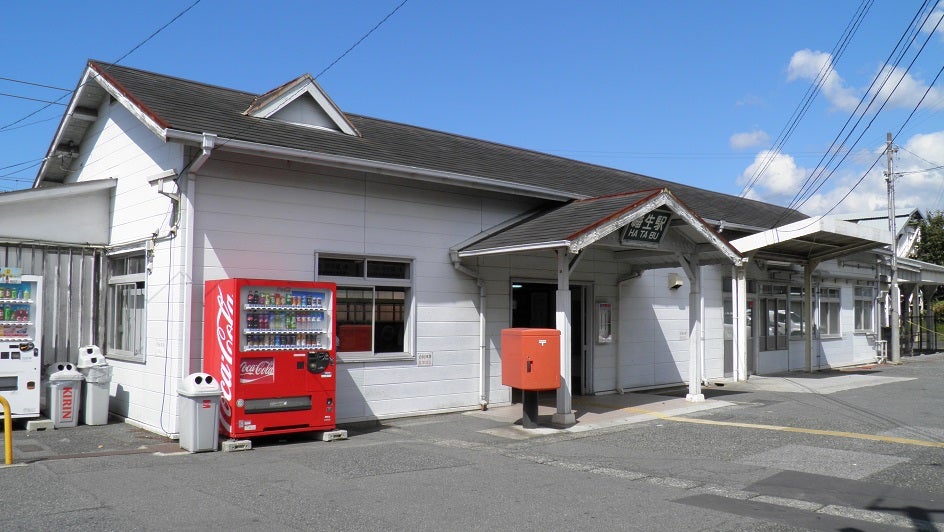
<box><xmin>511</xmin><ymin>282</ymin><xmax>586</xmax><ymax>395</ymax></box>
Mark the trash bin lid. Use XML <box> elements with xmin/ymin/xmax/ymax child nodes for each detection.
<box><xmin>46</xmin><ymin>361</ymin><xmax>77</xmax><ymax>377</ymax></box>
<box><xmin>49</xmin><ymin>366</ymin><xmax>85</xmax><ymax>382</ymax></box>
<box><xmin>178</xmin><ymin>372</ymin><xmax>221</xmax><ymax>397</ymax></box>
<box><xmin>76</xmin><ymin>345</ymin><xmax>106</xmax><ymax>368</ymax></box>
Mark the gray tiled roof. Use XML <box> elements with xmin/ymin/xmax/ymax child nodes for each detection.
<box><xmin>461</xmin><ymin>189</ymin><xmax>661</xmax><ymax>253</ymax></box>
<box><xmin>87</xmin><ymin>61</ymin><xmax>807</xmax><ymax>230</ymax></box>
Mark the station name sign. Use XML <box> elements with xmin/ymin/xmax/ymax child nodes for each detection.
<box><xmin>619</xmin><ymin>210</ymin><xmax>671</xmax><ymax>246</ymax></box>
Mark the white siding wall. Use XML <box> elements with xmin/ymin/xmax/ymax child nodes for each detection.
<box><xmin>68</xmin><ymin>100</ymin><xmax>185</xmax><ymax>434</ymax></box>
<box><xmin>751</xmin><ymin>260</ymin><xmax>882</xmax><ymax>375</ymax></box>
<box><xmin>617</xmin><ymin>268</ymin><xmax>691</xmax><ymax>389</ymax></box>
<box><xmin>190</xmin><ymin>153</ymin><xmax>545</xmax><ymax>423</ymax></box>
<box><xmin>701</xmin><ymin>266</ymin><xmax>726</xmax><ymax>380</ymax></box>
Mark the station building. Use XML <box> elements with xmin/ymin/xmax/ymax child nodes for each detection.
<box><xmin>3</xmin><ymin>60</ymin><xmax>941</xmax><ymax>435</ymax></box>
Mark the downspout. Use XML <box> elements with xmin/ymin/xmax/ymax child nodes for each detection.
<box><xmin>179</xmin><ymin>134</ymin><xmax>214</xmax><ymax>382</ymax></box>
<box><xmin>451</xmin><ymin>250</ymin><xmax>489</xmax><ymax>410</ymax></box>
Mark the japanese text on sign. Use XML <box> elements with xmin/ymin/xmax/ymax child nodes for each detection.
<box><xmin>620</xmin><ymin>211</ymin><xmax>671</xmax><ymax>244</ymax></box>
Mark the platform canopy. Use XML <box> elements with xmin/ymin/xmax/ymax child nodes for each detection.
<box><xmin>730</xmin><ymin>216</ymin><xmax>891</xmax><ymax>263</ymax></box>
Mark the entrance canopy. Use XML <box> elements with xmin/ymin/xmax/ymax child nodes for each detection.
<box><xmin>456</xmin><ymin>188</ymin><xmax>743</xmax><ymax>267</ymax></box>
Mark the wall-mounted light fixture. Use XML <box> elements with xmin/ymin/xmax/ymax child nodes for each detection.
<box><xmin>668</xmin><ymin>273</ymin><xmax>683</xmax><ymax>290</ymax></box>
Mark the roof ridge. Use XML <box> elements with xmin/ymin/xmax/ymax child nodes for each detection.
<box><xmin>89</xmin><ymin>60</ymin><xmax>260</xmax><ymax>98</ymax></box>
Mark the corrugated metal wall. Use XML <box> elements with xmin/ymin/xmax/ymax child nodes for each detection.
<box><xmin>0</xmin><ymin>244</ymin><xmax>103</xmax><ymax>368</ymax></box>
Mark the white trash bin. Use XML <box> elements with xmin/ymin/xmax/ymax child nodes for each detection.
<box><xmin>47</xmin><ymin>362</ymin><xmax>84</xmax><ymax>428</ymax></box>
<box><xmin>178</xmin><ymin>372</ymin><xmax>221</xmax><ymax>452</ymax></box>
<box><xmin>76</xmin><ymin>345</ymin><xmax>112</xmax><ymax>426</ymax></box>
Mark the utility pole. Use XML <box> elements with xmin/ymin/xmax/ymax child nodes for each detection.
<box><xmin>886</xmin><ymin>132</ymin><xmax>901</xmax><ymax>363</ymax></box>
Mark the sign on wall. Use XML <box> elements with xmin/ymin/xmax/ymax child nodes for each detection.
<box><xmin>619</xmin><ymin>210</ymin><xmax>671</xmax><ymax>246</ymax></box>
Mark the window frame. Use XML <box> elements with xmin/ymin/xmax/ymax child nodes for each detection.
<box><xmin>105</xmin><ymin>250</ymin><xmax>148</xmax><ymax>362</ymax></box>
<box><xmin>759</xmin><ymin>284</ymin><xmax>788</xmax><ymax>351</ymax></box>
<box><xmin>854</xmin><ymin>285</ymin><xmax>875</xmax><ymax>333</ymax></box>
<box><xmin>818</xmin><ymin>286</ymin><xmax>841</xmax><ymax>338</ymax></box>
<box><xmin>315</xmin><ymin>253</ymin><xmax>414</xmax><ymax>363</ymax></box>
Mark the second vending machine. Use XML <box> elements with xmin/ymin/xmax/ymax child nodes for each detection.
<box><xmin>203</xmin><ymin>278</ymin><xmax>337</xmax><ymax>439</ymax></box>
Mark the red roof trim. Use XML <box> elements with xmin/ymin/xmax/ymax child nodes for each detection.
<box><xmin>564</xmin><ymin>188</ymin><xmax>666</xmax><ymax>241</ymax></box>
<box><xmin>89</xmin><ymin>61</ymin><xmax>170</xmax><ymax>130</ymax></box>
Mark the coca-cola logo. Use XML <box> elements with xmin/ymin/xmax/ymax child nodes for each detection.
<box><xmin>240</xmin><ymin>357</ymin><xmax>275</xmax><ymax>384</ymax></box>
<box><xmin>215</xmin><ymin>287</ymin><xmax>235</xmax><ymax>417</ymax></box>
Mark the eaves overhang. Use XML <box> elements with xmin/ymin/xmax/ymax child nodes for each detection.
<box><xmin>35</xmin><ymin>61</ymin><xmax>168</xmax><ymax>187</ymax></box>
<box><xmin>164</xmin><ymin>129</ymin><xmax>579</xmax><ymax>201</ymax></box>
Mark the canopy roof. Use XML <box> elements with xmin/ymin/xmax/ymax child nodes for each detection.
<box><xmin>730</xmin><ymin>216</ymin><xmax>891</xmax><ymax>263</ymax></box>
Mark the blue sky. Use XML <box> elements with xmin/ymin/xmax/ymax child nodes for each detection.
<box><xmin>1</xmin><ymin>1</ymin><xmax>942</xmax><ymax>216</ymax></box>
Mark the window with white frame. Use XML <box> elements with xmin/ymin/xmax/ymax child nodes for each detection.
<box><xmin>759</xmin><ymin>284</ymin><xmax>787</xmax><ymax>350</ymax></box>
<box><xmin>854</xmin><ymin>286</ymin><xmax>875</xmax><ymax>332</ymax></box>
<box><xmin>106</xmin><ymin>252</ymin><xmax>147</xmax><ymax>362</ymax></box>
<box><xmin>788</xmin><ymin>286</ymin><xmax>805</xmax><ymax>339</ymax></box>
<box><xmin>316</xmin><ymin>255</ymin><xmax>412</xmax><ymax>360</ymax></box>
<box><xmin>818</xmin><ymin>287</ymin><xmax>841</xmax><ymax>337</ymax></box>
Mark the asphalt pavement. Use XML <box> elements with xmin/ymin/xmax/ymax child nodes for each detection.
<box><xmin>3</xmin><ymin>352</ymin><xmax>944</xmax><ymax>531</ymax></box>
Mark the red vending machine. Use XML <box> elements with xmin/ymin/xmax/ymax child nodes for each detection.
<box><xmin>203</xmin><ymin>278</ymin><xmax>337</xmax><ymax>439</ymax></box>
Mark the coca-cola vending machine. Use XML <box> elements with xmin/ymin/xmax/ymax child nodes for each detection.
<box><xmin>203</xmin><ymin>278</ymin><xmax>337</xmax><ymax>439</ymax></box>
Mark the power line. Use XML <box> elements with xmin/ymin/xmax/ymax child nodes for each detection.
<box><xmin>0</xmin><ymin>0</ymin><xmax>202</xmax><ymax>133</ymax></box>
<box><xmin>210</xmin><ymin>0</ymin><xmax>410</xmax><ymax>155</ymax></box>
<box><xmin>785</xmin><ymin>0</ymin><xmax>936</xmax><ymax>213</ymax></box>
<box><xmin>314</xmin><ymin>0</ymin><xmax>409</xmax><ymax>80</ymax></box>
<box><xmin>767</xmin><ymin>0</ymin><xmax>941</xmax><ymax>225</ymax></box>
<box><xmin>898</xmin><ymin>146</ymin><xmax>944</xmax><ymax>173</ymax></box>
<box><xmin>0</xmin><ymin>77</ymin><xmax>71</xmax><ymax>92</ymax></box>
<box><xmin>792</xmin><ymin>1</ymin><xmax>944</xmax><ymax>215</ymax></box>
<box><xmin>0</xmin><ymin>92</ymin><xmax>68</xmax><ymax>106</ymax></box>
<box><xmin>738</xmin><ymin>0</ymin><xmax>874</xmax><ymax>200</ymax></box>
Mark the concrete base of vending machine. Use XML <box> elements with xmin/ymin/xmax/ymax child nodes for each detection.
<box><xmin>26</xmin><ymin>419</ymin><xmax>54</xmax><ymax>431</ymax></box>
<box><xmin>221</xmin><ymin>439</ymin><xmax>253</xmax><ymax>452</ymax></box>
<box><xmin>318</xmin><ymin>429</ymin><xmax>348</xmax><ymax>442</ymax></box>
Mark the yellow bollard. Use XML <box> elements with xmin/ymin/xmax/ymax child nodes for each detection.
<box><xmin>0</xmin><ymin>395</ymin><xmax>12</xmax><ymax>465</ymax></box>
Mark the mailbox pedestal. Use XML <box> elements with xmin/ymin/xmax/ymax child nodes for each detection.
<box><xmin>501</xmin><ymin>328</ymin><xmax>561</xmax><ymax>428</ymax></box>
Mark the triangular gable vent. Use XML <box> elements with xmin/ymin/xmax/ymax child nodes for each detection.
<box><xmin>244</xmin><ymin>74</ymin><xmax>359</xmax><ymax>136</ymax></box>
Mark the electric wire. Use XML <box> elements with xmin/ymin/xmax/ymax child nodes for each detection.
<box><xmin>769</xmin><ymin>16</ymin><xmax>944</xmax><ymax>234</ymax></box>
<box><xmin>768</xmin><ymin>0</ymin><xmax>941</xmax><ymax>227</ymax></box>
<box><xmin>0</xmin><ymin>0</ymin><xmax>202</xmax><ymax>133</ymax></box>
<box><xmin>211</xmin><ymin>0</ymin><xmax>410</xmax><ymax>154</ymax></box>
<box><xmin>898</xmin><ymin>146</ymin><xmax>944</xmax><ymax>171</ymax></box>
<box><xmin>0</xmin><ymin>77</ymin><xmax>71</xmax><ymax>92</ymax></box>
<box><xmin>784</xmin><ymin>0</ymin><xmax>937</xmax><ymax>215</ymax></box>
<box><xmin>0</xmin><ymin>92</ymin><xmax>68</xmax><ymax>106</ymax></box>
<box><xmin>737</xmin><ymin>0</ymin><xmax>874</xmax><ymax>200</ymax></box>
<box><xmin>314</xmin><ymin>0</ymin><xmax>409</xmax><ymax>80</ymax></box>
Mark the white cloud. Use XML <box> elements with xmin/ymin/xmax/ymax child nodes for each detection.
<box><xmin>920</xmin><ymin>8</ymin><xmax>944</xmax><ymax>40</ymax></box>
<box><xmin>729</xmin><ymin>130</ymin><xmax>770</xmax><ymax>150</ymax></box>
<box><xmin>772</xmin><ymin>131</ymin><xmax>944</xmax><ymax>216</ymax></box>
<box><xmin>735</xmin><ymin>94</ymin><xmax>765</xmax><ymax>107</ymax></box>
<box><xmin>871</xmin><ymin>65</ymin><xmax>944</xmax><ymax>111</ymax></box>
<box><xmin>737</xmin><ymin>150</ymin><xmax>807</xmax><ymax>199</ymax></box>
<box><xmin>787</xmin><ymin>48</ymin><xmax>944</xmax><ymax>112</ymax></box>
<box><xmin>787</xmin><ymin>49</ymin><xmax>859</xmax><ymax>111</ymax></box>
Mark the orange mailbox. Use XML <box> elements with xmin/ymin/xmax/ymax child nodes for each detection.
<box><xmin>501</xmin><ymin>328</ymin><xmax>561</xmax><ymax>391</ymax></box>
